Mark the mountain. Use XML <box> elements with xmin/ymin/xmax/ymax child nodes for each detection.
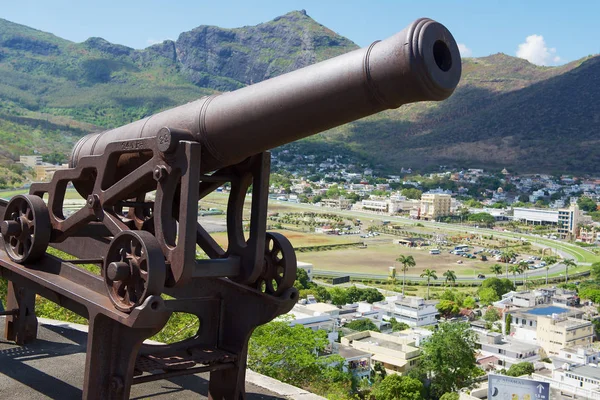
<box><xmin>0</xmin><ymin>10</ymin><xmax>599</xmax><ymax>181</ymax></box>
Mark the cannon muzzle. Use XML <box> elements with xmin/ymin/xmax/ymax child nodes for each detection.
<box><xmin>71</xmin><ymin>18</ymin><xmax>460</xmax><ymax>184</ymax></box>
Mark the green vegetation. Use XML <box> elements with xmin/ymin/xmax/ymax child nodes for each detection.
<box><xmin>503</xmin><ymin>362</ymin><xmax>534</xmax><ymax>377</ymax></box>
<box><xmin>412</xmin><ymin>322</ymin><xmax>482</xmax><ymax>398</ymax></box>
<box><xmin>370</xmin><ymin>374</ymin><xmax>424</xmax><ymax>400</ymax></box>
<box><xmin>248</xmin><ymin>320</ymin><xmax>352</xmax><ymax>397</ymax></box>
<box><xmin>344</xmin><ymin>319</ymin><xmax>379</xmax><ymax>332</ymax></box>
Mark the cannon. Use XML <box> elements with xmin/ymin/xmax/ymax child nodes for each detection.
<box><xmin>0</xmin><ymin>18</ymin><xmax>461</xmax><ymax>399</ymax></box>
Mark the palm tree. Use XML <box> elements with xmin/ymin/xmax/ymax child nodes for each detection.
<box><xmin>490</xmin><ymin>264</ymin><xmax>503</xmax><ymax>277</ymax></box>
<box><xmin>396</xmin><ymin>255</ymin><xmax>416</xmax><ymax>296</ymax></box>
<box><xmin>420</xmin><ymin>269</ymin><xmax>438</xmax><ymax>300</ymax></box>
<box><xmin>563</xmin><ymin>259</ymin><xmax>577</xmax><ymax>283</ymax></box>
<box><xmin>501</xmin><ymin>249</ymin><xmax>516</xmax><ymax>278</ymax></box>
<box><xmin>518</xmin><ymin>260</ymin><xmax>529</xmax><ymax>288</ymax></box>
<box><xmin>509</xmin><ymin>263</ymin><xmax>524</xmax><ymax>287</ymax></box>
<box><xmin>545</xmin><ymin>265</ymin><xmax>550</xmax><ymax>285</ymax></box>
<box><xmin>443</xmin><ymin>270</ymin><xmax>457</xmax><ymax>287</ymax></box>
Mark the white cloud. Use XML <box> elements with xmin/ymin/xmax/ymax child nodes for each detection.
<box><xmin>516</xmin><ymin>35</ymin><xmax>562</xmax><ymax>66</ymax></box>
<box><xmin>457</xmin><ymin>43</ymin><xmax>472</xmax><ymax>58</ymax></box>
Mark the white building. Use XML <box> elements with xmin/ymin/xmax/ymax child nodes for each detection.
<box><xmin>512</xmin><ymin>207</ymin><xmax>559</xmax><ymax>225</ymax></box>
<box><xmin>372</xmin><ymin>296</ymin><xmax>439</xmax><ymax>327</ymax></box>
<box><xmin>297</xmin><ymin>261</ymin><xmax>313</xmax><ymax>281</ymax></box>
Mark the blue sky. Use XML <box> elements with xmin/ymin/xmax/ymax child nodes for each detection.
<box><xmin>2</xmin><ymin>0</ymin><xmax>599</xmax><ymax>66</ymax></box>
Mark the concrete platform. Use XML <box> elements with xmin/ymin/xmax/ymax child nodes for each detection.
<box><xmin>0</xmin><ymin>317</ymin><xmax>285</xmax><ymax>399</ymax></box>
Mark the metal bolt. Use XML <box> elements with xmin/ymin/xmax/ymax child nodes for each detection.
<box><xmin>86</xmin><ymin>194</ymin><xmax>100</xmax><ymax>209</ymax></box>
<box><xmin>153</xmin><ymin>166</ymin><xmax>168</xmax><ymax>182</ymax></box>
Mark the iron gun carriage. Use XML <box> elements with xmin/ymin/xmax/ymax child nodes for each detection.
<box><xmin>0</xmin><ymin>18</ymin><xmax>461</xmax><ymax>399</ymax></box>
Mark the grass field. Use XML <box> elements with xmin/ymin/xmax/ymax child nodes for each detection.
<box><xmin>299</xmin><ymin>239</ymin><xmax>511</xmax><ymax>276</ymax></box>
<box><xmin>210</xmin><ymin>229</ymin><xmax>358</xmax><ymax>249</ymax></box>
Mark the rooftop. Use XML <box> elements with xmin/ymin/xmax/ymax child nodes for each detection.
<box><xmin>566</xmin><ymin>365</ymin><xmax>600</xmax><ymax>380</ymax></box>
<box><xmin>303</xmin><ymin>303</ymin><xmax>339</xmax><ymax>314</ymax></box>
<box><xmin>337</xmin><ymin>345</ymin><xmax>371</xmax><ymax>360</ymax></box>
<box><xmin>526</xmin><ymin>306</ymin><xmax>571</xmax><ymax>316</ymax></box>
<box><xmin>542</xmin><ymin>316</ymin><xmax>592</xmax><ymax>329</ymax></box>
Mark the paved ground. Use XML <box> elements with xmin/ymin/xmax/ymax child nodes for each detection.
<box><xmin>0</xmin><ymin>318</ymin><xmax>284</xmax><ymax>399</ymax></box>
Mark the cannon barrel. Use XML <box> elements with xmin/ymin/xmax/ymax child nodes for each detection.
<box><xmin>71</xmin><ymin>18</ymin><xmax>460</xmax><ymax>177</ymax></box>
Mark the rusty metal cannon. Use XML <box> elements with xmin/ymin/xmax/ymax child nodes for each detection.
<box><xmin>0</xmin><ymin>18</ymin><xmax>460</xmax><ymax>399</ymax></box>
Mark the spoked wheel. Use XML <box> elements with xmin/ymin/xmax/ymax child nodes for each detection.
<box><xmin>103</xmin><ymin>230</ymin><xmax>166</xmax><ymax>312</ymax></box>
<box><xmin>1</xmin><ymin>194</ymin><xmax>51</xmax><ymax>263</ymax></box>
<box><xmin>254</xmin><ymin>232</ymin><xmax>297</xmax><ymax>296</ymax></box>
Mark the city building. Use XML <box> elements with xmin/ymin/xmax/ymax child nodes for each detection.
<box><xmin>419</xmin><ymin>193</ymin><xmax>451</xmax><ymax>220</ymax></box>
<box><xmin>512</xmin><ymin>207</ymin><xmax>559</xmax><ymax>225</ymax></box>
<box><xmin>336</xmin><ymin>344</ymin><xmax>372</xmax><ymax>380</ymax></box>
<box><xmin>372</xmin><ymin>296</ymin><xmax>439</xmax><ymax>327</ymax></box>
<box><xmin>536</xmin><ymin>314</ymin><xmax>594</xmax><ymax>356</ymax></box>
<box><xmin>551</xmin><ymin>365</ymin><xmax>600</xmax><ymax>392</ymax></box>
<box><xmin>558</xmin><ymin>203</ymin><xmax>583</xmax><ymax>240</ymax></box>
<box><xmin>17</xmin><ymin>155</ymin><xmax>69</xmax><ymax>181</ymax></box>
<box><xmin>477</xmin><ymin>332</ymin><xmax>542</xmax><ymax>368</ymax></box>
<box><xmin>504</xmin><ymin>305</ymin><xmax>587</xmax><ymax>347</ymax></box>
<box><xmin>341</xmin><ymin>330</ymin><xmax>420</xmax><ymax>375</ymax></box>
<box><xmin>18</xmin><ymin>155</ymin><xmax>43</xmax><ymax>168</ymax></box>
<box><xmin>321</xmin><ymin>197</ymin><xmax>351</xmax><ymax>210</ymax></box>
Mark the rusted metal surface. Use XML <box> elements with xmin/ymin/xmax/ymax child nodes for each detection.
<box><xmin>0</xmin><ymin>18</ymin><xmax>461</xmax><ymax>399</ymax></box>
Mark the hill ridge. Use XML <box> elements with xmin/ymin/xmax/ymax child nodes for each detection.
<box><xmin>0</xmin><ymin>12</ymin><xmax>599</xmax><ymax>179</ymax></box>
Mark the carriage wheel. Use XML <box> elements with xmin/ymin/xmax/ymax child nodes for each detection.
<box><xmin>104</xmin><ymin>230</ymin><xmax>166</xmax><ymax>312</ymax></box>
<box><xmin>1</xmin><ymin>195</ymin><xmax>51</xmax><ymax>263</ymax></box>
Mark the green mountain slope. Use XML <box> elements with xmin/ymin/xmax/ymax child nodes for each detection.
<box><xmin>0</xmin><ymin>10</ymin><xmax>598</xmax><ymax>179</ymax></box>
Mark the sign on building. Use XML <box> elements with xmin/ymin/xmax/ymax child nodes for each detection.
<box><xmin>488</xmin><ymin>375</ymin><xmax>550</xmax><ymax>400</ymax></box>
<box><xmin>332</xmin><ymin>276</ymin><xmax>350</xmax><ymax>285</ymax></box>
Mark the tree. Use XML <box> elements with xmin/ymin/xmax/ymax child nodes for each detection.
<box><xmin>418</xmin><ymin>322</ymin><xmax>480</xmax><ymax>397</ymax></box>
<box><xmin>505</xmin><ymin>313</ymin><xmax>512</xmax><ymax>335</ymax></box>
<box><xmin>591</xmin><ymin>262</ymin><xmax>600</xmax><ymax>281</ymax></box>
<box><xmin>509</xmin><ymin>264</ymin><xmax>524</xmax><ymax>286</ymax></box>
<box><xmin>389</xmin><ymin>317</ymin><xmax>410</xmax><ymax>332</ymax></box>
<box><xmin>396</xmin><ymin>254</ymin><xmax>416</xmax><ymax>296</ymax></box>
<box><xmin>440</xmin><ymin>393</ymin><xmax>460</xmax><ymax>400</ymax></box>
<box><xmin>518</xmin><ymin>260</ymin><xmax>530</xmax><ymax>288</ymax></box>
<box><xmin>490</xmin><ymin>264</ymin><xmax>503</xmax><ymax>277</ymax></box>
<box><xmin>249</xmin><ymin>321</ymin><xmax>329</xmax><ymax>387</ymax></box>
<box><xmin>505</xmin><ymin>362</ymin><xmax>535</xmax><ymax>377</ymax></box>
<box><xmin>359</xmin><ymin>288</ymin><xmax>385</xmax><ymax>303</ymax></box>
<box><xmin>463</xmin><ymin>296</ymin><xmax>476</xmax><ymax>309</ymax></box>
<box><xmin>467</xmin><ymin>212</ymin><xmax>496</xmax><ymax>227</ymax></box>
<box><xmin>443</xmin><ymin>270</ymin><xmax>457</xmax><ymax>287</ymax></box>
<box><xmin>483</xmin><ymin>307</ymin><xmax>500</xmax><ymax>323</ymax></box>
<box><xmin>577</xmin><ymin>196</ymin><xmax>598</xmax><ymax>213</ymax></box>
<box><xmin>420</xmin><ymin>269</ymin><xmax>438</xmax><ymax>300</ymax></box>
<box><xmin>478</xmin><ymin>287</ymin><xmax>500</xmax><ymax>306</ymax></box>
<box><xmin>563</xmin><ymin>258</ymin><xmax>577</xmax><ymax>283</ymax></box>
<box><xmin>345</xmin><ymin>319</ymin><xmax>379</xmax><ymax>332</ymax></box>
<box><xmin>401</xmin><ymin>188</ymin><xmax>422</xmax><ymax>200</ymax></box>
<box><xmin>371</xmin><ymin>374</ymin><xmax>424</xmax><ymax>400</ymax></box>
<box><xmin>314</xmin><ymin>286</ymin><xmax>331</xmax><ymax>302</ymax></box>
<box><xmin>437</xmin><ymin>299</ymin><xmax>460</xmax><ymax>318</ymax></box>
<box><xmin>328</xmin><ymin>287</ymin><xmax>348</xmax><ymax>306</ymax></box>
<box><xmin>346</xmin><ymin>285</ymin><xmax>362</xmax><ymax>303</ymax></box>
<box><xmin>295</xmin><ymin>268</ymin><xmax>312</xmax><ymax>290</ymax></box>
<box><xmin>480</xmin><ymin>277</ymin><xmax>514</xmax><ymax>297</ymax></box>
<box><xmin>500</xmin><ymin>249</ymin><xmax>516</xmax><ymax>278</ymax></box>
